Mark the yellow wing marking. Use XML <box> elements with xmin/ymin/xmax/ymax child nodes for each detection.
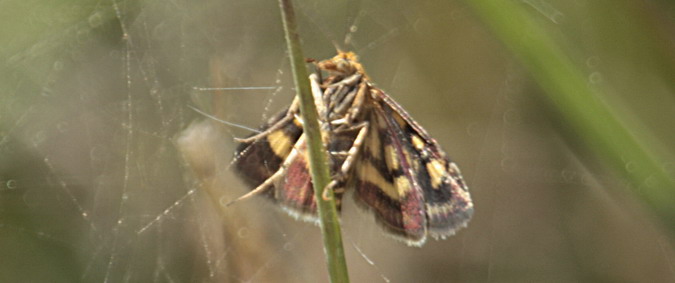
<box><xmin>267</xmin><ymin>130</ymin><xmax>294</xmax><ymax>158</ymax></box>
<box><xmin>426</xmin><ymin>159</ymin><xmax>447</xmax><ymax>189</ymax></box>
<box><xmin>359</xmin><ymin>162</ymin><xmax>400</xmax><ymax>200</ymax></box>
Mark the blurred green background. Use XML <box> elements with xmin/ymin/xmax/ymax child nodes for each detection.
<box><xmin>1</xmin><ymin>0</ymin><xmax>674</xmax><ymax>282</ymax></box>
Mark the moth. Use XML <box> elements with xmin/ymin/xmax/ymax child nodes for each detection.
<box><xmin>233</xmin><ymin>51</ymin><xmax>473</xmax><ymax>246</ymax></box>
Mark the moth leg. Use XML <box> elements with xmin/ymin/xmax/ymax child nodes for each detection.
<box><xmin>331</xmin><ymin>117</ymin><xmax>368</xmax><ymax>132</ymax></box>
<box><xmin>322</xmin><ymin>180</ymin><xmax>342</xmax><ymax>201</ymax></box>
<box><xmin>235</xmin><ymin>97</ymin><xmax>300</xmax><ymax>143</ymax></box>
<box><xmin>226</xmin><ymin>168</ymin><xmax>284</xmax><ymax>207</ymax></box>
<box><xmin>323</xmin><ymin>122</ymin><xmax>369</xmax><ymax>200</ymax></box>
<box><xmin>309</xmin><ymin>74</ymin><xmax>328</xmax><ymax>120</ymax></box>
<box><xmin>345</xmin><ymin>82</ymin><xmax>368</xmax><ymax>122</ymax></box>
<box><xmin>338</xmin><ymin>121</ymin><xmax>369</xmax><ymax>176</ymax></box>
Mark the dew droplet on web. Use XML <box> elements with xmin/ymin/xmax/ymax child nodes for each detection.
<box><xmin>40</xmin><ymin>87</ymin><xmax>53</xmax><ymax>97</ymax></box>
<box><xmin>6</xmin><ymin>179</ymin><xmax>18</xmax><ymax>190</ymax></box>
<box><xmin>550</xmin><ymin>12</ymin><xmax>564</xmax><ymax>24</ymax></box>
<box><xmin>589</xmin><ymin>72</ymin><xmax>603</xmax><ymax>84</ymax></box>
<box><xmin>32</xmin><ymin>131</ymin><xmax>46</xmax><ymax>146</ymax></box>
<box><xmin>57</xmin><ymin>121</ymin><xmax>69</xmax><ymax>133</ymax></box>
<box><xmin>76</xmin><ymin>29</ymin><xmax>90</xmax><ymax>44</ymax></box>
<box><xmin>625</xmin><ymin>161</ymin><xmax>636</xmax><ymax>173</ymax></box>
<box><xmin>88</xmin><ymin>12</ymin><xmax>103</xmax><ymax>28</ymax></box>
<box><xmin>561</xmin><ymin>170</ymin><xmax>577</xmax><ymax>183</ymax></box>
<box><xmin>237</xmin><ymin>227</ymin><xmax>249</xmax><ymax>238</ymax></box>
<box><xmin>580</xmin><ymin>174</ymin><xmax>592</xmax><ymax>185</ymax></box>
<box><xmin>22</xmin><ymin>188</ymin><xmax>41</xmax><ymax>207</ymax></box>
<box><xmin>644</xmin><ymin>175</ymin><xmax>658</xmax><ymax>188</ymax></box>
<box><xmin>586</xmin><ymin>56</ymin><xmax>600</xmax><ymax>68</ymax></box>
<box><xmin>90</xmin><ymin>146</ymin><xmax>104</xmax><ymax>162</ymax></box>
<box><xmin>109</xmin><ymin>50</ymin><xmax>120</xmax><ymax>58</ymax></box>
<box><xmin>53</xmin><ymin>60</ymin><xmax>64</xmax><ymax>71</ymax></box>
<box><xmin>502</xmin><ymin>109</ymin><xmax>522</xmax><ymax>125</ymax></box>
<box><xmin>219</xmin><ymin>197</ymin><xmax>230</xmax><ymax>207</ymax></box>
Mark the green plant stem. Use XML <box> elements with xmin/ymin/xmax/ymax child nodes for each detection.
<box><xmin>464</xmin><ymin>1</ymin><xmax>675</xmax><ymax>228</ymax></box>
<box><xmin>277</xmin><ymin>0</ymin><xmax>350</xmax><ymax>282</ymax></box>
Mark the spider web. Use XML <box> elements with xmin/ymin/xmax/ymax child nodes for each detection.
<box><xmin>1</xmin><ymin>0</ymin><xmax>674</xmax><ymax>282</ymax></box>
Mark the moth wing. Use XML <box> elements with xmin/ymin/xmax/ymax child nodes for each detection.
<box><xmin>275</xmin><ymin>126</ymin><xmax>359</xmax><ymax>220</ymax></box>
<box><xmin>352</xmin><ymin>104</ymin><xmax>429</xmax><ymax>246</ymax></box>
<box><xmin>234</xmin><ymin>108</ymin><xmax>303</xmax><ymax>189</ymax></box>
<box><xmin>376</xmin><ymin>89</ymin><xmax>473</xmax><ymax>239</ymax></box>
<box><xmin>235</xmin><ymin>114</ymin><xmax>348</xmax><ymax>222</ymax></box>
<box><xmin>269</xmin><ymin>136</ymin><xmax>320</xmax><ymax>222</ymax></box>
<box><xmin>234</xmin><ymin>110</ymin><xmax>321</xmax><ymax>222</ymax></box>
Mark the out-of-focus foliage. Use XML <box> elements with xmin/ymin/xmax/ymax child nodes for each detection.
<box><xmin>466</xmin><ymin>0</ymin><xmax>675</xmax><ymax>230</ymax></box>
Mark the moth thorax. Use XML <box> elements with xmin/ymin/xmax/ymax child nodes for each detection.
<box><xmin>335</xmin><ymin>59</ymin><xmax>358</xmax><ymax>75</ymax></box>
<box><xmin>325</xmin><ymin>76</ymin><xmax>362</xmax><ymax>122</ymax></box>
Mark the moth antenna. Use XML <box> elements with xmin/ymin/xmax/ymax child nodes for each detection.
<box><xmin>332</xmin><ymin>40</ymin><xmax>345</xmax><ymax>54</ymax></box>
<box><xmin>188</xmin><ymin>105</ymin><xmax>260</xmax><ymax>133</ymax></box>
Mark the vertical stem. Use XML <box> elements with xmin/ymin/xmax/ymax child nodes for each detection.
<box><xmin>277</xmin><ymin>0</ymin><xmax>350</xmax><ymax>282</ymax></box>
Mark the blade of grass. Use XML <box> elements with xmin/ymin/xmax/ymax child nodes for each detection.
<box><xmin>464</xmin><ymin>1</ymin><xmax>675</xmax><ymax>229</ymax></box>
<box><xmin>277</xmin><ymin>0</ymin><xmax>350</xmax><ymax>282</ymax></box>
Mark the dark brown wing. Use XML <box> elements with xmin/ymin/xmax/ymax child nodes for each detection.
<box><xmin>233</xmin><ymin>109</ymin><xmax>352</xmax><ymax>222</ymax></box>
<box><xmin>352</xmin><ymin>88</ymin><xmax>473</xmax><ymax>246</ymax></box>
<box><xmin>351</xmin><ymin>101</ymin><xmax>428</xmax><ymax>246</ymax></box>
<box><xmin>233</xmin><ymin>108</ymin><xmax>321</xmax><ymax>221</ymax></box>
<box><xmin>269</xmin><ymin>136</ymin><xmax>319</xmax><ymax>221</ymax></box>
<box><xmin>233</xmin><ymin>108</ymin><xmax>302</xmax><ymax>189</ymax></box>
<box><xmin>377</xmin><ymin>88</ymin><xmax>473</xmax><ymax>238</ymax></box>
<box><xmin>272</xmin><ymin>125</ymin><xmax>361</xmax><ymax>220</ymax></box>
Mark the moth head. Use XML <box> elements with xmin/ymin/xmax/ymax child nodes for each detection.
<box><xmin>317</xmin><ymin>51</ymin><xmax>367</xmax><ymax>77</ymax></box>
